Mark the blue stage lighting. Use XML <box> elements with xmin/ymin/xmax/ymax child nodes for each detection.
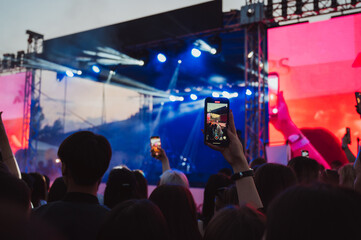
<box><xmin>65</xmin><ymin>71</ymin><xmax>74</xmax><ymax>77</ymax></box>
<box><xmin>222</xmin><ymin>91</ymin><xmax>230</xmax><ymax>98</ymax></box>
<box><xmin>190</xmin><ymin>94</ymin><xmax>198</xmax><ymax>100</ymax></box>
<box><xmin>212</xmin><ymin>92</ymin><xmax>220</xmax><ymax>98</ymax></box>
<box><xmin>246</xmin><ymin>89</ymin><xmax>252</xmax><ymax>96</ymax></box>
<box><xmin>157</xmin><ymin>53</ymin><xmax>167</xmax><ymax>63</ymax></box>
<box><xmin>169</xmin><ymin>95</ymin><xmax>176</xmax><ymax>102</ymax></box>
<box><xmin>191</xmin><ymin>48</ymin><xmax>201</xmax><ymax>58</ymax></box>
<box><xmin>92</xmin><ymin>65</ymin><xmax>100</xmax><ymax>73</ymax></box>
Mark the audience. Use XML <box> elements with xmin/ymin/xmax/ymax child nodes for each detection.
<box><xmin>338</xmin><ymin>163</ymin><xmax>356</xmax><ymax>189</ymax></box>
<box><xmin>103</xmin><ymin>166</ymin><xmax>138</xmax><ymax>208</ymax></box>
<box><xmin>29</xmin><ymin>172</ymin><xmax>48</xmax><ymax>207</ymax></box>
<box><xmin>149</xmin><ymin>184</ymin><xmax>201</xmax><ymax>240</ymax></box>
<box><xmin>133</xmin><ymin>169</ymin><xmax>148</xmax><ymax>198</ymax></box>
<box><xmin>287</xmin><ymin>156</ymin><xmax>320</xmax><ymax>184</ymax></box>
<box><xmin>203</xmin><ymin>205</ymin><xmax>266</xmax><ymax>240</ymax></box>
<box><xmin>159</xmin><ymin>169</ymin><xmax>189</xmax><ymax>188</ymax></box>
<box><xmin>254</xmin><ymin>163</ymin><xmax>297</xmax><ymax>213</ymax></box>
<box><xmin>33</xmin><ymin>131</ymin><xmax>112</xmax><ymax>240</ymax></box>
<box><xmin>97</xmin><ymin>199</ymin><xmax>169</xmax><ymax>240</ymax></box>
<box><xmin>47</xmin><ymin>177</ymin><xmax>67</xmax><ymax>203</ymax></box>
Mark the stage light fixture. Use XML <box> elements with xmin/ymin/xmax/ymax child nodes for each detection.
<box><xmin>157</xmin><ymin>53</ymin><xmax>167</xmax><ymax>63</ymax></box>
<box><xmin>191</xmin><ymin>48</ymin><xmax>201</xmax><ymax>58</ymax></box>
<box><xmin>92</xmin><ymin>65</ymin><xmax>100</xmax><ymax>73</ymax></box>
<box><xmin>178</xmin><ymin>60</ymin><xmax>182</xmax><ymax>64</ymax></box>
<box><xmin>190</xmin><ymin>94</ymin><xmax>198</xmax><ymax>100</ymax></box>
<box><xmin>77</xmin><ymin>70</ymin><xmax>82</xmax><ymax>75</ymax></box>
<box><xmin>212</xmin><ymin>92</ymin><xmax>220</xmax><ymax>98</ymax></box>
<box><xmin>247</xmin><ymin>51</ymin><xmax>254</xmax><ymax>58</ymax></box>
<box><xmin>272</xmin><ymin>108</ymin><xmax>278</xmax><ymax>114</ymax></box>
<box><xmin>246</xmin><ymin>89</ymin><xmax>252</xmax><ymax>96</ymax></box>
<box><xmin>222</xmin><ymin>91</ymin><xmax>230</xmax><ymax>98</ymax></box>
<box><xmin>65</xmin><ymin>70</ymin><xmax>74</xmax><ymax>77</ymax></box>
<box><xmin>210</xmin><ymin>48</ymin><xmax>217</xmax><ymax>55</ymax></box>
<box><xmin>169</xmin><ymin>95</ymin><xmax>176</xmax><ymax>101</ymax></box>
<box><xmin>193</xmin><ymin>39</ymin><xmax>217</xmax><ymax>55</ymax></box>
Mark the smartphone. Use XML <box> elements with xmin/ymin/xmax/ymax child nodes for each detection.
<box><xmin>356</xmin><ymin>92</ymin><xmax>361</xmax><ymax>116</ymax></box>
<box><xmin>204</xmin><ymin>97</ymin><xmax>230</xmax><ymax>146</ymax></box>
<box><xmin>301</xmin><ymin>150</ymin><xmax>309</xmax><ymax>158</ymax></box>
<box><xmin>268</xmin><ymin>73</ymin><xmax>280</xmax><ymax>116</ymax></box>
<box><xmin>150</xmin><ymin>136</ymin><xmax>161</xmax><ymax>155</ymax></box>
<box><xmin>346</xmin><ymin>127</ymin><xmax>351</xmax><ymax>144</ymax></box>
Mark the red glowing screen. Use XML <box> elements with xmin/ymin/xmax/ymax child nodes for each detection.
<box><xmin>268</xmin><ymin>14</ymin><xmax>361</xmax><ymax>157</ymax></box>
<box><xmin>0</xmin><ymin>73</ymin><xmax>27</xmax><ymax>153</ymax></box>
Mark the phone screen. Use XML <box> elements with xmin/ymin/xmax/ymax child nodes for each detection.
<box><xmin>150</xmin><ymin>136</ymin><xmax>161</xmax><ymax>155</ymax></box>
<box><xmin>301</xmin><ymin>150</ymin><xmax>309</xmax><ymax>158</ymax></box>
<box><xmin>204</xmin><ymin>97</ymin><xmax>229</xmax><ymax>146</ymax></box>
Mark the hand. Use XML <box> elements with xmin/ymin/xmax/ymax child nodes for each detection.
<box><xmin>204</xmin><ymin>110</ymin><xmax>249</xmax><ymax>172</ymax></box>
<box><xmin>270</xmin><ymin>91</ymin><xmax>294</xmax><ymax>132</ymax></box>
<box><xmin>341</xmin><ymin>133</ymin><xmax>350</xmax><ymax>149</ymax></box>
<box><xmin>151</xmin><ymin>147</ymin><xmax>168</xmax><ymax>162</ymax></box>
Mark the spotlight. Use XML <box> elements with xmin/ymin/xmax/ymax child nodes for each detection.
<box><xmin>92</xmin><ymin>65</ymin><xmax>100</xmax><ymax>73</ymax></box>
<box><xmin>190</xmin><ymin>94</ymin><xmax>198</xmax><ymax>100</ymax></box>
<box><xmin>212</xmin><ymin>92</ymin><xmax>220</xmax><ymax>98</ymax></box>
<box><xmin>65</xmin><ymin>70</ymin><xmax>74</xmax><ymax>77</ymax></box>
<box><xmin>222</xmin><ymin>91</ymin><xmax>230</xmax><ymax>98</ymax></box>
<box><xmin>55</xmin><ymin>159</ymin><xmax>61</xmax><ymax>164</ymax></box>
<box><xmin>191</xmin><ymin>48</ymin><xmax>201</xmax><ymax>58</ymax></box>
<box><xmin>139</xmin><ymin>60</ymin><xmax>145</xmax><ymax>66</ymax></box>
<box><xmin>178</xmin><ymin>60</ymin><xmax>182</xmax><ymax>64</ymax></box>
<box><xmin>184</xmin><ymin>88</ymin><xmax>191</xmax><ymax>92</ymax></box>
<box><xmin>210</xmin><ymin>48</ymin><xmax>217</xmax><ymax>54</ymax></box>
<box><xmin>272</xmin><ymin>108</ymin><xmax>279</xmax><ymax>114</ymax></box>
<box><xmin>231</xmin><ymin>92</ymin><xmax>239</xmax><ymax>98</ymax></box>
<box><xmin>77</xmin><ymin>70</ymin><xmax>82</xmax><ymax>75</ymax></box>
<box><xmin>169</xmin><ymin>95</ymin><xmax>176</xmax><ymax>102</ymax></box>
<box><xmin>157</xmin><ymin>53</ymin><xmax>167</xmax><ymax>63</ymax></box>
<box><xmin>179</xmin><ymin>97</ymin><xmax>184</xmax><ymax>101</ymax></box>
<box><xmin>247</xmin><ymin>51</ymin><xmax>254</xmax><ymax>58</ymax></box>
<box><xmin>246</xmin><ymin>89</ymin><xmax>252</xmax><ymax>96</ymax></box>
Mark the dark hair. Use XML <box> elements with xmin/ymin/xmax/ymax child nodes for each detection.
<box><xmin>319</xmin><ymin>169</ymin><xmax>339</xmax><ymax>186</ymax></box>
<box><xmin>29</xmin><ymin>172</ymin><xmax>47</xmax><ymax>207</ymax></box>
<box><xmin>0</xmin><ymin>174</ymin><xmax>30</xmax><ymax>212</ymax></box>
<box><xmin>214</xmin><ymin>184</ymin><xmax>239</xmax><ymax>211</ymax></box>
<box><xmin>217</xmin><ymin>168</ymin><xmax>232</xmax><ymax>177</ymax></box>
<box><xmin>287</xmin><ymin>156</ymin><xmax>320</xmax><ymax>184</ymax></box>
<box><xmin>204</xmin><ymin>205</ymin><xmax>266</xmax><ymax>240</ymax></box>
<box><xmin>58</xmin><ymin>131</ymin><xmax>112</xmax><ymax>186</ymax></box>
<box><xmin>97</xmin><ymin>199</ymin><xmax>169</xmax><ymax>240</ymax></box>
<box><xmin>149</xmin><ymin>185</ymin><xmax>201</xmax><ymax>240</ymax></box>
<box><xmin>254</xmin><ymin>163</ymin><xmax>297</xmax><ymax>212</ymax></box>
<box><xmin>104</xmin><ymin>167</ymin><xmax>138</xmax><ymax>208</ymax></box>
<box><xmin>133</xmin><ymin>170</ymin><xmax>148</xmax><ymax>199</ymax></box>
<box><xmin>202</xmin><ymin>174</ymin><xmax>233</xmax><ymax>228</ymax></box>
<box><xmin>250</xmin><ymin>157</ymin><xmax>267</xmax><ymax>169</ymax></box>
<box><xmin>266</xmin><ymin>183</ymin><xmax>361</xmax><ymax>240</ymax></box>
<box><xmin>47</xmin><ymin>177</ymin><xmax>67</xmax><ymax>202</ymax></box>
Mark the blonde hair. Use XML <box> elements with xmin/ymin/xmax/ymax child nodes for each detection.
<box><xmin>159</xmin><ymin>169</ymin><xmax>189</xmax><ymax>188</ymax></box>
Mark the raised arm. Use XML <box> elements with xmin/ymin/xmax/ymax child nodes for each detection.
<box><xmin>151</xmin><ymin>147</ymin><xmax>171</xmax><ymax>173</ymax></box>
<box><xmin>205</xmin><ymin>110</ymin><xmax>263</xmax><ymax>209</ymax></box>
<box><xmin>270</xmin><ymin>92</ymin><xmax>330</xmax><ymax>169</ymax></box>
<box><xmin>0</xmin><ymin>112</ymin><xmax>21</xmax><ymax>178</ymax></box>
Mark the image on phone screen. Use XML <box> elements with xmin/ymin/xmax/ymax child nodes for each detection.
<box><xmin>205</xmin><ymin>97</ymin><xmax>229</xmax><ymax>145</ymax></box>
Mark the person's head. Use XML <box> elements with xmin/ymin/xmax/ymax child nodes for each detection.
<box><xmin>47</xmin><ymin>177</ymin><xmax>67</xmax><ymax>202</ymax></box>
<box><xmin>338</xmin><ymin>163</ymin><xmax>356</xmax><ymax>189</ymax></box>
<box><xmin>214</xmin><ymin>184</ymin><xmax>238</xmax><ymax>211</ymax></box>
<box><xmin>97</xmin><ymin>199</ymin><xmax>169</xmax><ymax>240</ymax></box>
<box><xmin>249</xmin><ymin>157</ymin><xmax>267</xmax><ymax>169</ymax></box>
<box><xmin>0</xmin><ymin>174</ymin><xmax>31</xmax><ymax>213</ymax></box>
<box><xmin>319</xmin><ymin>169</ymin><xmax>339</xmax><ymax>186</ymax></box>
<box><xmin>204</xmin><ymin>205</ymin><xmax>266</xmax><ymax>240</ymax></box>
<box><xmin>29</xmin><ymin>172</ymin><xmax>47</xmax><ymax>207</ymax></box>
<box><xmin>149</xmin><ymin>184</ymin><xmax>201</xmax><ymax>240</ymax></box>
<box><xmin>254</xmin><ymin>163</ymin><xmax>297</xmax><ymax>212</ymax></box>
<box><xmin>217</xmin><ymin>168</ymin><xmax>232</xmax><ymax>178</ymax></box>
<box><xmin>133</xmin><ymin>170</ymin><xmax>148</xmax><ymax>199</ymax></box>
<box><xmin>266</xmin><ymin>183</ymin><xmax>361</xmax><ymax>240</ymax></box>
<box><xmin>202</xmin><ymin>174</ymin><xmax>233</xmax><ymax>228</ymax></box>
<box><xmin>159</xmin><ymin>169</ymin><xmax>189</xmax><ymax>188</ymax></box>
<box><xmin>288</xmin><ymin>156</ymin><xmax>320</xmax><ymax>184</ymax></box>
<box><xmin>104</xmin><ymin>167</ymin><xmax>138</xmax><ymax>209</ymax></box>
<box><xmin>58</xmin><ymin>131</ymin><xmax>112</xmax><ymax>187</ymax></box>
<box><xmin>353</xmin><ymin>151</ymin><xmax>361</xmax><ymax>193</ymax></box>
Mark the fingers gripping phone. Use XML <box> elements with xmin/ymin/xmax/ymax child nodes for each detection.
<box><xmin>150</xmin><ymin>136</ymin><xmax>161</xmax><ymax>156</ymax></box>
<box><xmin>355</xmin><ymin>92</ymin><xmax>361</xmax><ymax>117</ymax></box>
<box><xmin>204</xmin><ymin>97</ymin><xmax>230</xmax><ymax>146</ymax></box>
<box><xmin>346</xmin><ymin>127</ymin><xmax>351</xmax><ymax>144</ymax></box>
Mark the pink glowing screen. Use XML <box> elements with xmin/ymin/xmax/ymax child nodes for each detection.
<box><xmin>0</xmin><ymin>73</ymin><xmax>27</xmax><ymax>153</ymax></box>
<box><xmin>268</xmin><ymin>14</ymin><xmax>361</xmax><ymax>157</ymax></box>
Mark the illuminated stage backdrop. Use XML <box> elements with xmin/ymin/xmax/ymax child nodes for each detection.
<box><xmin>268</xmin><ymin>13</ymin><xmax>361</xmax><ymax>158</ymax></box>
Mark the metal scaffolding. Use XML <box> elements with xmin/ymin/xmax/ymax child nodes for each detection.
<box><xmin>22</xmin><ymin>30</ymin><xmax>43</xmax><ymax>171</ymax></box>
<box><xmin>244</xmin><ymin>22</ymin><xmax>268</xmax><ymax>161</ymax></box>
